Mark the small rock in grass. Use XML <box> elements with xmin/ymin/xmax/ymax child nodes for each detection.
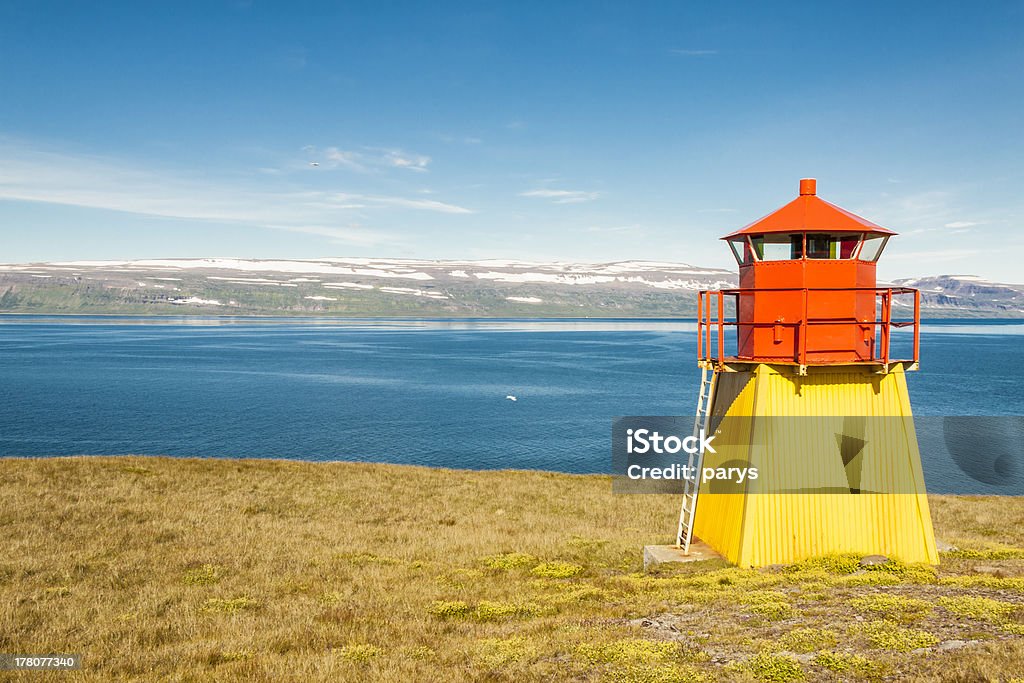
<box><xmin>972</xmin><ymin>565</ymin><xmax>1005</xmax><ymax>577</ymax></box>
<box><xmin>860</xmin><ymin>554</ymin><xmax>889</xmax><ymax>567</ymax></box>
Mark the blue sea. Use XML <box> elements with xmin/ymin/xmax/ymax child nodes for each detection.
<box><xmin>1</xmin><ymin>316</ymin><xmax>1021</xmax><ymax>493</ymax></box>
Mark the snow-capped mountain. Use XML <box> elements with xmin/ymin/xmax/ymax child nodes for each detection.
<box><xmin>890</xmin><ymin>275</ymin><xmax>1024</xmax><ymax>314</ymax></box>
<box><xmin>0</xmin><ymin>258</ymin><xmax>1019</xmax><ymax>317</ymax></box>
<box><xmin>5</xmin><ymin>257</ymin><xmax>735</xmax><ymax>290</ymax></box>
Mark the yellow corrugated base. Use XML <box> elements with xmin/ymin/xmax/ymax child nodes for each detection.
<box><xmin>692</xmin><ymin>364</ymin><xmax>938</xmax><ymax>568</ymax></box>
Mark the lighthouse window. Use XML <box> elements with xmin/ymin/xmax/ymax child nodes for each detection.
<box><xmin>750</xmin><ymin>234</ymin><xmax>801</xmax><ymax>261</ymax></box>
<box><xmin>806</xmin><ymin>234</ymin><xmax>861</xmax><ymax>259</ymax></box>
<box><xmin>839</xmin><ymin>235</ymin><xmax>860</xmax><ymax>258</ymax></box>
<box><xmin>859</xmin><ymin>234</ymin><xmax>889</xmax><ymax>261</ymax></box>
<box><xmin>727</xmin><ymin>238</ymin><xmax>753</xmax><ymax>265</ymax></box>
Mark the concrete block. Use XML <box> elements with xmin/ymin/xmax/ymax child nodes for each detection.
<box><xmin>643</xmin><ymin>540</ymin><xmax>723</xmax><ymax>571</ymax></box>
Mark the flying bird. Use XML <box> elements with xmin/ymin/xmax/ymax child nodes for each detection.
<box><xmin>505</xmin><ymin>395</ymin><xmax>517</xmax><ymax>402</ymax></box>
<box><xmin>309</xmin><ymin>162</ymin><xmax>320</xmax><ymax>167</ymax></box>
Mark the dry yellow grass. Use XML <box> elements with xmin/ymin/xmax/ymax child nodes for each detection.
<box><xmin>2</xmin><ymin>456</ymin><xmax>1024</xmax><ymax>682</ymax></box>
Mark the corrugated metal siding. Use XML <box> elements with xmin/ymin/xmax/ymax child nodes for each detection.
<box><xmin>693</xmin><ymin>363</ymin><xmax>938</xmax><ymax>568</ymax></box>
<box><xmin>692</xmin><ymin>372</ymin><xmax>755</xmax><ymax>563</ymax></box>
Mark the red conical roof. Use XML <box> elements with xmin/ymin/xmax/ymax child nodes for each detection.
<box><xmin>722</xmin><ymin>179</ymin><xmax>895</xmax><ymax>239</ymax></box>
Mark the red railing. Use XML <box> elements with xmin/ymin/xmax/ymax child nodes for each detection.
<box><xmin>696</xmin><ymin>287</ymin><xmax>920</xmax><ymax>369</ymax></box>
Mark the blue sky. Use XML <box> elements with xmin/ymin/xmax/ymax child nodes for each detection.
<box><xmin>1</xmin><ymin>1</ymin><xmax>1022</xmax><ymax>281</ymax></box>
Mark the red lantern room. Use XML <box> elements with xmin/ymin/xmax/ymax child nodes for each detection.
<box><xmin>698</xmin><ymin>179</ymin><xmax>920</xmax><ymax>372</ymax></box>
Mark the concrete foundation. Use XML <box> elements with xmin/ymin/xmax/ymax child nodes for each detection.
<box><xmin>643</xmin><ymin>540</ymin><xmax>724</xmax><ymax>571</ymax></box>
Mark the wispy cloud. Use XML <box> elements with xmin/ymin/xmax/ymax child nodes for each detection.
<box><xmin>520</xmin><ymin>188</ymin><xmax>600</xmax><ymax>204</ymax></box>
<box><xmin>856</xmin><ymin>189</ymin><xmax>959</xmax><ymax>233</ymax></box>
<box><xmin>583</xmin><ymin>224</ymin><xmax>643</xmax><ymax>234</ymax></box>
<box><xmin>305</xmin><ymin>145</ymin><xmax>431</xmax><ymax>173</ymax></box>
<box><xmin>864</xmin><ymin>187</ymin><xmax>1012</xmax><ymax>240</ymax></box>
<box><xmin>264</xmin><ymin>223</ymin><xmax>385</xmax><ymax>245</ymax></box>
<box><xmin>354</xmin><ymin>194</ymin><xmax>473</xmax><ymax>214</ymax></box>
<box><xmin>323</xmin><ymin>147</ymin><xmax>368</xmax><ymax>172</ymax></box>
<box><xmin>884</xmin><ymin>248</ymin><xmax>983</xmax><ymax>263</ymax></box>
<box><xmin>0</xmin><ymin>139</ymin><xmax>471</xmax><ymax>244</ymax></box>
<box><xmin>377</xmin><ymin>148</ymin><xmax>430</xmax><ymax>172</ymax></box>
<box><xmin>670</xmin><ymin>48</ymin><xmax>718</xmax><ymax>56</ymax></box>
<box><xmin>277</xmin><ymin>45</ymin><xmax>308</xmax><ymax>71</ymax></box>
<box><xmin>438</xmin><ymin>133</ymin><xmax>482</xmax><ymax>145</ymax></box>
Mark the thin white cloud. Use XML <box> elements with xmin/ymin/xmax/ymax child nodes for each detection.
<box><xmin>0</xmin><ymin>139</ymin><xmax>472</xmax><ymax>245</ymax></box>
<box><xmin>520</xmin><ymin>189</ymin><xmax>600</xmax><ymax>204</ymax></box>
<box><xmin>308</xmin><ymin>145</ymin><xmax>431</xmax><ymax>173</ymax></box>
<box><xmin>583</xmin><ymin>224</ymin><xmax>642</xmax><ymax>234</ymax></box>
<box><xmin>863</xmin><ymin>188</ymin><xmax>1012</xmax><ymax>242</ymax></box>
<box><xmin>856</xmin><ymin>190</ymin><xmax>958</xmax><ymax>232</ymax></box>
<box><xmin>670</xmin><ymin>48</ymin><xmax>719</xmax><ymax>56</ymax></box>
<box><xmin>264</xmin><ymin>223</ymin><xmax>387</xmax><ymax>246</ymax></box>
<box><xmin>330</xmin><ymin>193</ymin><xmax>471</xmax><ymax>214</ymax></box>
<box><xmin>884</xmin><ymin>248</ymin><xmax>983</xmax><ymax>263</ymax></box>
<box><xmin>380</xmin><ymin>149</ymin><xmax>430</xmax><ymax>172</ymax></box>
<box><xmin>278</xmin><ymin>46</ymin><xmax>308</xmax><ymax>70</ymax></box>
<box><xmin>438</xmin><ymin>133</ymin><xmax>483</xmax><ymax>145</ymax></box>
<box><xmin>324</xmin><ymin>147</ymin><xmax>369</xmax><ymax>172</ymax></box>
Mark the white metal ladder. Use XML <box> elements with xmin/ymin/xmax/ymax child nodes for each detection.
<box><xmin>676</xmin><ymin>365</ymin><xmax>718</xmax><ymax>553</ymax></box>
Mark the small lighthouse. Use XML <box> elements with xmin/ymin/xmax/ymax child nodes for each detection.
<box><xmin>677</xmin><ymin>179</ymin><xmax>938</xmax><ymax>568</ymax></box>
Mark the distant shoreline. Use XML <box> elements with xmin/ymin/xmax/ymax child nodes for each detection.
<box><xmin>2</xmin><ymin>313</ymin><xmax>1024</xmax><ymax>323</ymax></box>
<box><xmin>4</xmin><ymin>259</ymin><xmax>1022</xmax><ymax>319</ymax></box>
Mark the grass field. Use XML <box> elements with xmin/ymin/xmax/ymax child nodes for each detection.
<box><xmin>3</xmin><ymin>457</ymin><xmax>1024</xmax><ymax>681</ymax></box>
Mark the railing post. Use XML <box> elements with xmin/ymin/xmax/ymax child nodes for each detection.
<box><xmin>717</xmin><ymin>290</ymin><xmax>725</xmax><ymax>362</ymax></box>
<box><xmin>697</xmin><ymin>291</ymin><xmax>704</xmax><ymax>361</ymax></box>
<box><xmin>704</xmin><ymin>291</ymin><xmax>710</xmax><ymax>361</ymax></box>
<box><xmin>882</xmin><ymin>289</ymin><xmax>892</xmax><ymax>366</ymax></box>
<box><xmin>913</xmin><ymin>288</ymin><xmax>921</xmax><ymax>364</ymax></box>
<box><xmin>874</xmin><ymin>290</ymin><xmax>881</xmax><ymax>361</ymax></box>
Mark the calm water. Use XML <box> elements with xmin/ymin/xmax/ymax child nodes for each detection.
<box><xmin>1</xmin><ymin>316</ymin><xmax>1022</xmax><ymax>493</ymax></box>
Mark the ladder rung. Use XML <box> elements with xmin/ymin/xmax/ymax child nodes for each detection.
<box><xmin>680</xmin><ymin>366</ymin><xmax>717</xmax><ymax>554</ymax></box>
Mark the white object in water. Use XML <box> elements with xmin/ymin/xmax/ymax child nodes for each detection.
<box><xmin>505</xmin><ymin>395</ymin><xmax>517</xmax><ymax>401</ymax></box>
